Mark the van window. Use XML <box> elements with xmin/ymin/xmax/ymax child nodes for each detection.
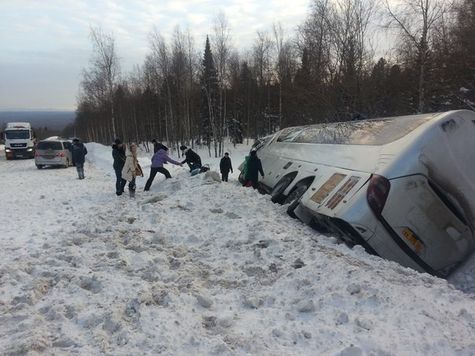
<box><xmin>37</xmin><ymin>141</ymin><xmax>63</xmax><ymax>150</ymax></box>
<box><xmin>291</xmin><ymin>114</ymin><xmax>436</xmax><ymax>145</ymax></box>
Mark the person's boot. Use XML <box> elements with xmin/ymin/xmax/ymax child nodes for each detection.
<box><xmin>129</xmin><ymin>190</ymin><xmax>135</xmax><ymax>198</ymax></box>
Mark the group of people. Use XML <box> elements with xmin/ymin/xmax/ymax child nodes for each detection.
<box><xmin>111</xmin><ymin>138</ymin><xmax>263</xmax><ymax>197</ymax></box>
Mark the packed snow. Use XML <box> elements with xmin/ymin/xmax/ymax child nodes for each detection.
<box><xmin>0</xmin><ymin>142</ymin><xmax>475</xmax><ymax>355</ymax></box>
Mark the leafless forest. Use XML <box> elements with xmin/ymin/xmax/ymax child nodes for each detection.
<box><xmin>68</xmin><ymin>0</ymin><xmax>475</xmax><ymax>156</ymax></box>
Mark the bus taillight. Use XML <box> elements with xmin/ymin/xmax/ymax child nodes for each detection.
<box><xmin>367</xmin><ymin>174</ymin><xmax>390</xmax><ymax>217</ymax></box>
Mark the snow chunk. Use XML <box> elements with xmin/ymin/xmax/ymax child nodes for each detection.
<box><xmin>336</xmin><ymin>312</ymin><xmax>349</xmax><ymax>325</ymax></box>
<box><xmin>78</xmin><ymin>276</ymin><xmax>103</xmax><ymax>294</ymax></box>
<box><xmin>296</xmin><ymin>299</ymin><xmax>315</xmax><ymax>313</ymax></box>
<box><xmin>196</xmin><ymin>294</ymin><xmax>213</xmax><ymax>309</ymax></box>
<box><xmin>337</xmin><ymin>346</ymin><xmax>364</xmax><ymax>356</ymax></box>
<box><xmin>203</xmin><ymin>170</ymin><xmax>221</xmax><ymax>182</ymax></box>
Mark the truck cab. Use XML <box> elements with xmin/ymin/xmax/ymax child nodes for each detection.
<box><xmin>3</xmin><ymin>122</ymin><xmax>36</xmax><ymax>159</ymax></box>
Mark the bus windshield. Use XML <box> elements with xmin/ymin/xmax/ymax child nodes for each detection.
<box><xmin>5</xmin><ymin>130</ymin><xmax>30</xmax><ymax>140</ymax></box>
<box><xmin>290</xmin><ymin>113</ymin><xmax>437</xmax><ymax>145</ymax></box>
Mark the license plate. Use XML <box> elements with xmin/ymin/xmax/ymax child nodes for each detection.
<box><xmin>402</xmin><ymin>228</ymin><xmax>424</xmax><ymax>253</ymax></box>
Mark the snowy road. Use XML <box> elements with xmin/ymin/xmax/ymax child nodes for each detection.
<box><xmin>0</xmin><ymin>144</ymin><xmax>474</xmax><ymax>355</ymax></box>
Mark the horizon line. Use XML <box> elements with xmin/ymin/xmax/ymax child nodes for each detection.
<box><xmin>0</xmin><ymin>107</ymin><xmax>76</xmax><ymax>112</ymax></box>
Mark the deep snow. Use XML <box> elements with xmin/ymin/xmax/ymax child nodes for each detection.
<box><xmin>0</xmin><ymin>142</ymin><xmax>474</xmax><ymax>355</ymax></box>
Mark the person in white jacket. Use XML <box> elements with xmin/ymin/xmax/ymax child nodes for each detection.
<box><xmin>121</xmin><ymin>143</ymin><xmax>143</xmax><ymax>197</ymax></box>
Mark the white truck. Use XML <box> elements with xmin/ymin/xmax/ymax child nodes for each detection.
<box><xmin>3</xmin><ymin>122</ymin><xmax>36</xmax><ymax>159</ymax></box>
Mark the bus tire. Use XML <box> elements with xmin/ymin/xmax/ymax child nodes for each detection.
<box><xmin>271</xmin><ymin>175</ymin><xmax>295</xmax><ymax>204</ymax></box>
<box><xmin>284</xmin><ymin>182</ymin><xmax>310</xmax><ymax>219</ymax></box>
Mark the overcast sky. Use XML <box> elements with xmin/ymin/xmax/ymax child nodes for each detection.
<box><xmin>0</xmin><ymin>0</ymin><xmax>311</xmax><ymax>110</ymax></box>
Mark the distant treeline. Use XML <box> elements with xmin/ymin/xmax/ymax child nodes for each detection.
<box><xmin>0</xmin><ymin>111</ymin><xmax>75</xmax><ymax>131</ymax></box>
<box><xmin>70</xmin><ymin>0</ymin><xmax>475</xmax><ymax>156</ymax></box>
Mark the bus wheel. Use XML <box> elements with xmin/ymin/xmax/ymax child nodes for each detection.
<box><xmin>271</xmin><ymin>175</ymin><xmax>294</xmax><ymax>204</ymax></box>
<box><xmin>36</xmin><ymin>164</ymin><xmax>44</xmax><ymax>169</ymax></box>
<box><xmin>284</xmin><ymin>182</ymin><xmax>310</xmax><ymax>218</ymax></box>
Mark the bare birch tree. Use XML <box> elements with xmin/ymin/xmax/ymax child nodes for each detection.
<box><xmin>88</xmin><ymin>27</ymin><xmax>120</xmax><ymax>139</ymax></box>
<box><xmin>212</xmin><ymin>11</ymin><xmax>231</xmax><ymax>155</ymax></box>
<box><xmin>273</xmin><ymin>22</ymin><xmax>295</xmax><ymax>129</ymax></box>
<box><xmin>149</xmin><ymin>29</ymin><xmax>172</xmax><ymax>145</ymax></box>
<box><xmin>385</xmin><ymin>0</ymin><xmax>448</xmax><ymax>113</ymax></box>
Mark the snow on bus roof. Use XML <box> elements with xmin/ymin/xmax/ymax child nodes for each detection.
<box><xmin>278</xmin><ymin>113</ymin><xmax>439</xmax><ymax>146</ymax></box>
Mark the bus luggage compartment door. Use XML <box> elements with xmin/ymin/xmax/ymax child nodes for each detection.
<box><xmin>381</xmin><ymin>175</ymin><xmax>473</xmax><ymax>274</ymax></box>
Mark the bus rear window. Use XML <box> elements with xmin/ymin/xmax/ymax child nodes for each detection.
<box><xmin>291</xmin><ymin>114</ymin><xmax>436</xmax><ymax>145</ymax></box>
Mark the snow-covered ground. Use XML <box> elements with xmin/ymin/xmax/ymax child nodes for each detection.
<box><xmin>0</xmin><ymin>143</ymin><xmax>474</xmax><ymax>355</ymax></box>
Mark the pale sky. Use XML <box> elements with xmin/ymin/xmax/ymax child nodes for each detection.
<box><xmin>0</xmin><ymin>0</ymin><xmax>310</xmax><ymax>110</ymax></box>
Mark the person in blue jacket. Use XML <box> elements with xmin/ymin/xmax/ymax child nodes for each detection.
<box><xmin>71</xmin><ymin>138</ymin><xmax>88</xmax><ymax>180</ymax></box>
<box><xmin>144</xmin><ymin>146</ymin><xmax>182</xmax><ymax>191</ymax></box>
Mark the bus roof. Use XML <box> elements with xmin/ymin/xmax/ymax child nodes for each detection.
<box><xmin>277</xmin><ymin>113</ymin><xmax>440</xmax><ymax>146</ymax></box>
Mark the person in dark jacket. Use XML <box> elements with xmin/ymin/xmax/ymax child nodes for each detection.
<box><xmin>244</xmin><ymin>149</ymin><xmax>264</xmax><ymax>189</ymax></box>
<box><xmin>180</xmin><ymin>145</ymin><xmax>202</xmax><ymax>172</ymax></box>
<box><xmin>71</xmin><ymin>138</ymin><xmax>88</xmax><ymax>180</ymax></box>
<box><xmin>112</xmin><ymin>138</ymin><xmax>127</xmax><ymax>195</ymax></box>
<box><xmin>144</xmin><ymin>147</ymin><xmax>182</xmax><ymax>191</ymax></box>
<box><xmin>152</xmin><ymin>139</ymin><xmax>168</xmax><ymax>153</ymax></box>
<box><xmin>219</xmin><ymin>152</ymin><xmax>233</xmax><ymax>182</ymax></box>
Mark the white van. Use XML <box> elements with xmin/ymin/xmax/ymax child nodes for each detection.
<box><xmin>245</xmin><ymin>110</ymin><xmax>475</xmax><ymax>277</ymax></box>
<box><xmin>34</xmin><ymin>137</ymin><xmax>73</xmax><ymax>169</ymax></box>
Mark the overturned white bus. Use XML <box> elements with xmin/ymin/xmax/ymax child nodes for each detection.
<box><xmin>244</xmin><ymin>110</ymin><xmax>475</xmax><ymax>277</ymax></box>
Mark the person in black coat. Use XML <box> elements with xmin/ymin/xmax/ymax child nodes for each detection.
<box><xmin>71</xmin><ymin>138</ymin><xmax>88</xmax><ymax>180</ymax></box>
<box><xmin>244</xmin><ymin>149</ymin><xmax>264</xmax><ymax>189</ymax></box>
<box><xmin>219</xmin><ymin>152</ymin><xmax>233</xmax><ymax>182</ymax></box>
<box><xmin>180</xmin><ymin>145</ymin><xmax>202</xmax><ymax>172</ymax></box>
<box><xmin>112</xmin><ymin>138</ymin><xmax>127</xmax><ymax>195</ymax></box>
<box><xmin>151</xmin><ymin>139</ymin><xmax>168</xmax><ymax>153</ymax></box>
